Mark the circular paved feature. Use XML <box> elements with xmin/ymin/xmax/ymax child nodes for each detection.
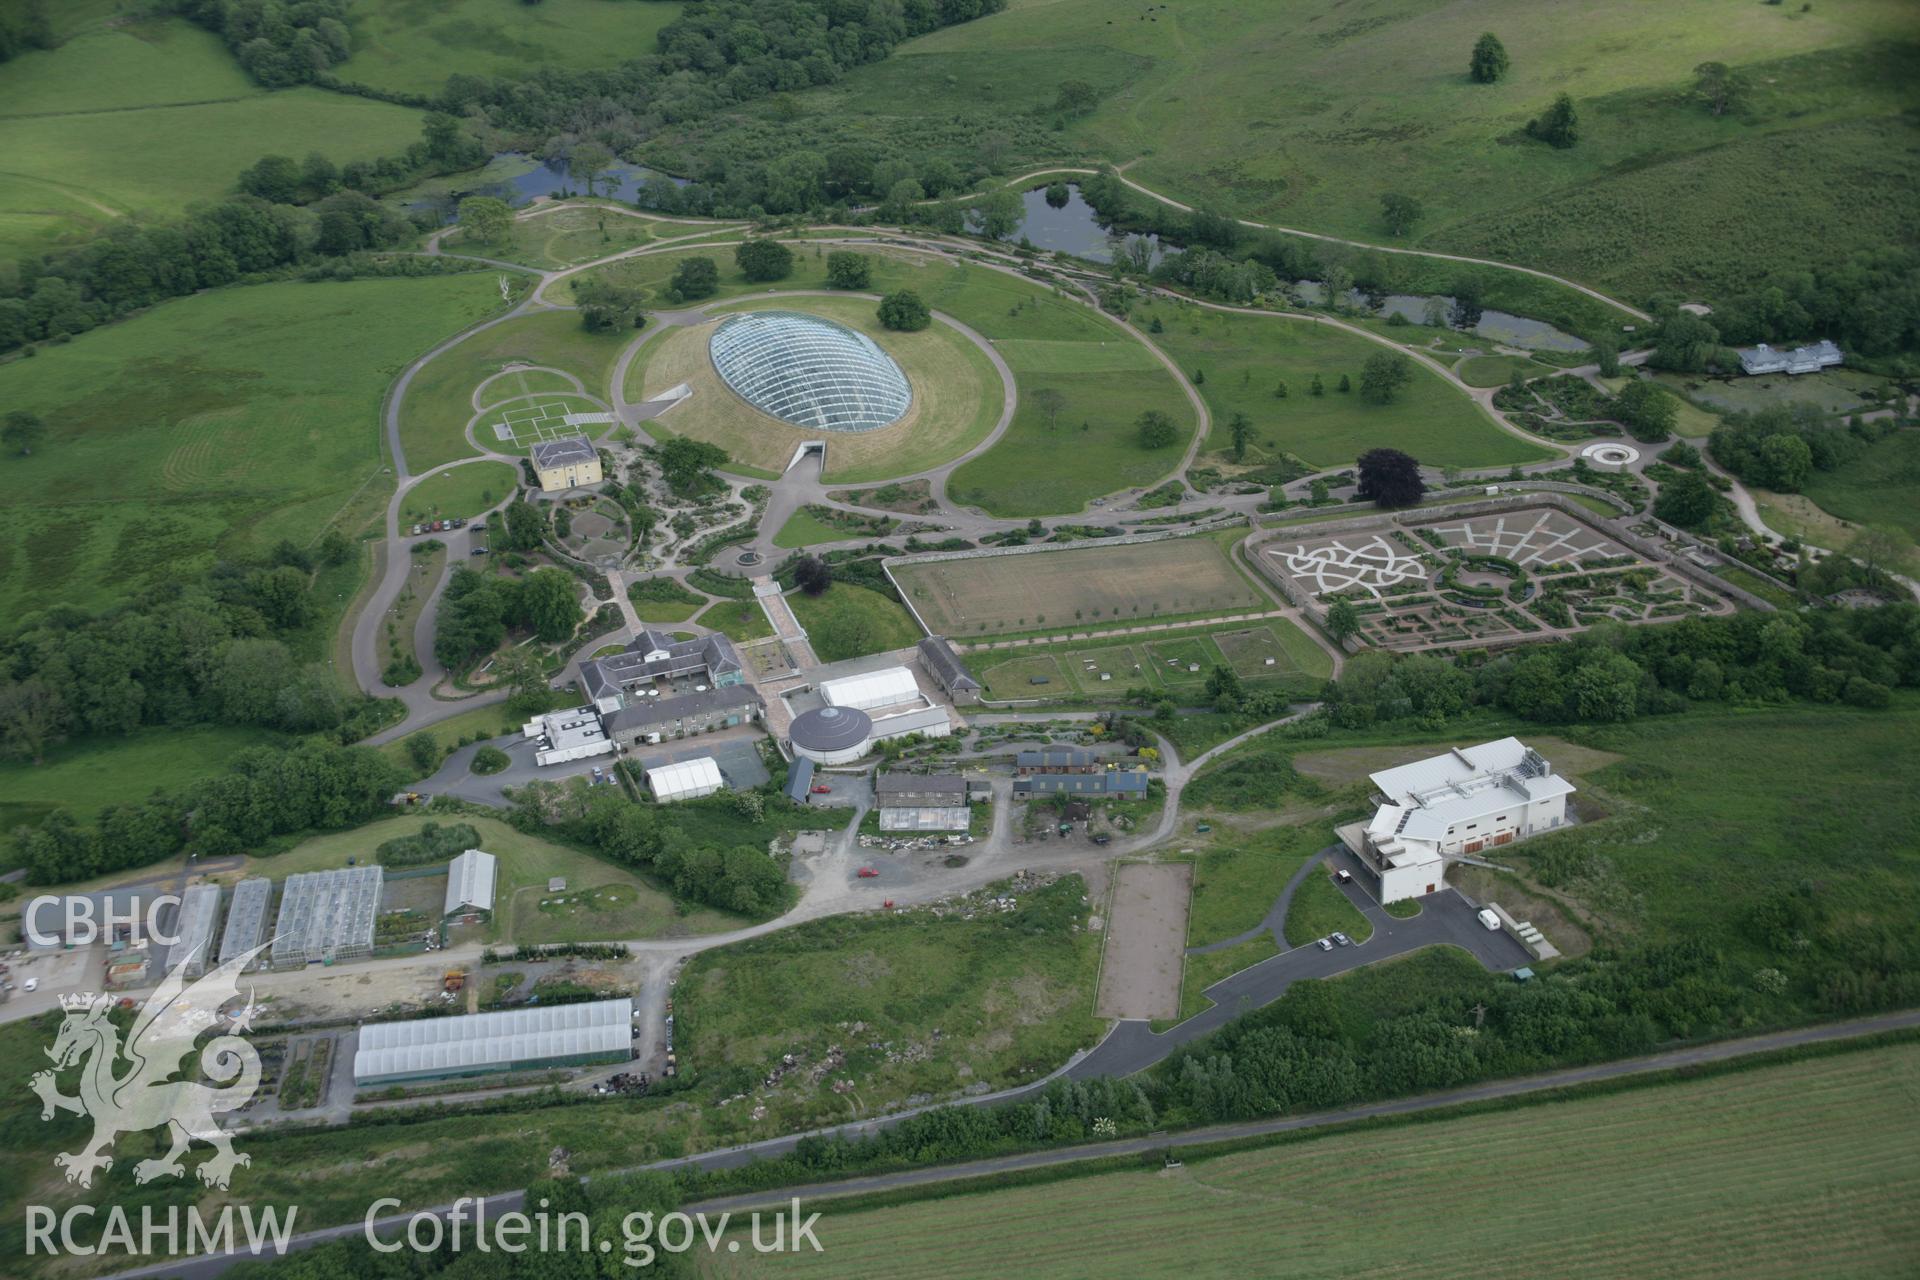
<box><xmin>1580</xmin><ymin>441</ymin><xmax>1640</xmax><ymax>469</ymax></box>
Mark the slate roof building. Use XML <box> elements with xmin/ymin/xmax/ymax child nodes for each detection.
<box><xmin>604</xmin><ymin>684</ymin><xmax>763</xmax><ymax>748</ymax></box>
<box><xmin>579</xmin><ymin>630</ymin><xmax>745</xmax><ymax>704</ymax></box>
<box><xmin>531</xmin><ymin>436</ymin><xmax>603</xmax><ymax>492</ymax></box>
<box><xmin>917</xmin><ymin>636</ymin><xmax>981</xmax><ymax>704</ymax></box>
<box><xmin>1016</xmin><ymin>747</ymin><xmax>1097</xmax><ymax>775</ymax></box>
<box><xmin>1736</xmin><ymin>340</ymin><xmax>1843</xmax><ymax>376</ymax></box>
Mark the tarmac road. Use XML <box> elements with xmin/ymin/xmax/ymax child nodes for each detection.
<box><xmin>104</xmin><ymin>1007</ymin><xmax>1920</xmax><ymax>1280</ymax></box>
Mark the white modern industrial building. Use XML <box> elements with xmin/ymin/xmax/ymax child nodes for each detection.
<box><xmin>783</xmin><ymin>663</ymin><xmax>958</xmax><ymax>765</ymax></box>
<box><xmin>444</xmin><ymin>849</ymin><xmax>498</xmax><ymax>919</ymax></box>
<box><xmin>1339</xmin><ymin>738</ymin><xmax>1574</xmax><ymax>903</ymax></box>
<box><xmin>646</xmin><ymin>756</ymin><xmax>725</xmax><ymax>802</ymax></box>
<box><xmin>523</xmin><ymin>706</ymin><xmax>616</xmax><ymax>767</ymax></box>
<box><xmin>353</xmin><ymin>997</ymin><xmax>635</xmax><ymax>1087</ymax></box>
<box><xmin>819</xmin><ymin>666</ymin><xmax>923</xmax><ymax>712</ymax></box>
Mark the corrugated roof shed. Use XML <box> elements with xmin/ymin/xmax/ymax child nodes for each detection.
<box><xmin>445</xmin><ymin>849</ymin><xmax>498</xmax><ymax>917</ymax></box>
<box><xmin>784</xmin><ymin>756</ymin><xmax>816</xmax><ymax>804</ymax></box>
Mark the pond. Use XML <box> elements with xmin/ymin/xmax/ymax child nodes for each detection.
<box><xmin>398</xmin><ymin>152</ymin><xmax>687</xmax><ymax>223</ymax></box>
<box><xmin>1017</xmin><ymin>183</ymin><xmax>1165</xmax><ymax>266</ymax></box>
<box><xmin>1014</xmin><ymin>183</ymin><xmax>1585</xmax><ymax>352</ymax></box>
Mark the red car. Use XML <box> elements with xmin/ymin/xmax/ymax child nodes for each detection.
<box><xmin>811</xmin><ymin>784</ymin><xmax>832</xmax><ymax>794</ymax></box>
<box><xmin>856</xmin><ymin>867</ymin><xmax>879</xmax><ymax>879</ymax></box>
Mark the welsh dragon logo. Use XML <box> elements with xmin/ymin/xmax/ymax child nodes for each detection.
<box><xmin>30</xmin><ymin>943</ymin><xmax>269</xmax><ymax>1189</ymax></box>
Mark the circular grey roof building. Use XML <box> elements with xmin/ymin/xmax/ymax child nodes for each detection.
<box><xmin>788</xmin><ymin>704</ymin><xmax>873</xmax><ymax>765</ymax></box>
<box><xmin>709</xmin><ymin>310</ymin><xmax>912</xmax><ymax>433</ymax></box>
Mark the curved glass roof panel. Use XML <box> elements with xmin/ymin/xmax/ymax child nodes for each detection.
<box><xmin>709</xmin><ymin>310</ymin><xmax>912</xmax><ymax>433</ymax></box>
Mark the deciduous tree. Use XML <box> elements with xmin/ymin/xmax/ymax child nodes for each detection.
<box><xmin>1356</xmin><ymin>448</ymin><xmax>1425</xmax><ymax>508</ymax></box>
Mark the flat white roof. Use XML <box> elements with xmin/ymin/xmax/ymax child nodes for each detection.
<box><xmin>1368</xmin><ymin>738</ymin><xmax>1573</xmax><ymax>836</ymax></box>
<box><xmin>647</xmin><ymin>755</ymin><xmax>723</xmax><ymax>799</ymax></box>
<box><xmin>819</xmin><ymin>666</ymin><xmax>921</xmax><ymax>712</ymax></box>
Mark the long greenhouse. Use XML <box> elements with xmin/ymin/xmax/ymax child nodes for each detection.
<box><xmin>352</xmin><ymin>997</ymin><xmax>635</xmax><ymax>1086</ymax></box>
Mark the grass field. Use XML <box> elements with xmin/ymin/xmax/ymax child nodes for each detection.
<box><xmin>704</xmin><ymin>597</ymin><xmax>777</xmax><ymax>644</ymax></box>
<box><xmin>1455</xmin><ymin>353</ymin><xmax>1548</xmax><ymax>389</ymax></box>
<box><xmin>340</xmin><ymin>0</ymin><xmax>686</xmax><ymax>98</ymax></box>
<box><xmin>1798</xmin><ymin>431</ymin><xmax>1920</xmax><ymax>544</ymax></box>
<box><xmin>752</xmin><ymin>0</ymin><xmax>1917</xmax><ymax>303</ymax></box>
<box><xmin>787</xmin><ymin>583</ymin><xmax>923</xmax><ymax>662</ymax></box>
<box><xmin>398</xmin><ymin>307</ymin><xmax>623</xmax><ymax>471</ymax></box>
<box><xmin>399</xmin><ymin>460</ymin><xmax>519</xmax><ymax>524</ymax></box>
<box><xmin>0</xmin><ymin>725</ymin><xmax>269</xmax><ymax>839</ymax></box>
<box><xmin>631</xmin><ymin>295</ymin><xmax>1003</xmax><ymax>482</ymax></box>
<box><xmin>973</xmin><ymin>618</ymin><xmax>1331</xmax><ymax>704</ymax></box>
<box><xmin>600</xmin><ymin>243</ymin><xmax>1193</xmax><ymax>509</ymax></box>
<box><xmin>680</xmin><ymin>876</ymin><xmax>1104</xmax><ymax>1138</ymax></box>
<box><xmin>1282</xmin><ymin>868</ymin><xmax>1372</xmax><ymax>947</ymax></box>
<box><xmin>628</xmin><ymin>576</ymin><xmax>708</xmax><ymax>623</ymax></box>
<box><xmin>458</xmin><ymin>204</ymin><xmax>661</xmax><ymax>270</ymax></box>
<box><xmin>0</xmin><ymin>16</ymin><xmax>424</xmax><ymax>259</ymax></box>
<box><xmin>1133</xmin><ymin>301</ymin><xmax>1552</xmax><ymax>470</ymax></box>
<box><xmin>0</xmin><ymin>274</ymin><xmax>513</xmax><ymax>619</ymax></box>
<box><xmin>708</xmin><ymin>1040</ymin><xmax>1920</xmax><ymax>1278</ymax></box>
<box><xmin>223</xmin><ymin>811</ymin><xmax>739</xmax><ymax>943</ymax></box>
<box><xmin>894</xmin><ymin>536</ymin><xmax>1264</xmax><ymax>639</ymax></box>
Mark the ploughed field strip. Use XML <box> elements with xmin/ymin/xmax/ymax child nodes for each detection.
<box><xmin>893</xmin><ymin>538</ymin><xmax>1263</xmax><ymax>639</ymax></box>
<box><xmin>1264</xmin><ymin>507</ymin><xmax>1728</xmax><ymax>652</ymax></box>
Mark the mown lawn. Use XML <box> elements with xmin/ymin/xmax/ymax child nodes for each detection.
<box><xmin>398</xmin><ymin>307</ymin><xmax>622</xmax><ymax>471</ymax></box>
<box><xmin>0</xmin><ymin>274</ymin><xmax>514</xmax><ymax>620</ymax></box>
<box><xmin>630</xmin><ymin>293</ymin><xmax>1003</xmax><ymax>483</ymax></box>
<box><xmin>707</xmin><ymin>1041</ymin><xmax>1920</xmax><ymax>1278</ymax></box>
<box><xmin>1798</xmin><ymin>429</ymin><xmax>1920</xmax><ymax>543</ymax></box>
<box><xmin>1135</xmin><ymin>300</ymin><xmax>1551</xmax><ymax>470</ymax></box>
<box><xmin>399</xmin><ymin>460</ymin><xmax>519</xmax><ymax>524</ymax></box>
<box><xmin>787</xmin><ymin>583</ymin><xmax>923</xmax><ymax>662</ymax></box>
<box><xmin>605</xmin><ymin>246</ymin><xmax>1194</xmax><ymax>510</ymax></box>
<box><xmin>1282</xmin><ymin>867</ymin><xmax>1372</xmax><ymax>947</ymax></box>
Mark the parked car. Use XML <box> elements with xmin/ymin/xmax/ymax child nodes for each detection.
<box><xmin>1092</xmin><ymin>834</ymin><xmax>1111</xmax><ymax>846</ymax></box>
<box><xmin>471</xmin><ymin>547</ymin><xmax>488</xmax><ymax>555</ymax></box>
<box><xmin>810</xmin><ymin>784</ymin><xmax>832</xmax><ymax>794</ymax></box>
<box><xmin>856</xmin><ymin>867</ymin><xmax>879</xmax><ymax>878</ymax></box>
<box><xmin>1331</xmin><ymin>932</ymin><xmax>1352</xmax><ymax>947</ymax></box>
<box><xmin>23</xmin><ymin>978</ymin><xmax>38</xmax><ymax>992</ymax></box>
<box><xmin>1315</xmin><ymin>938</ymin><xmax>1332</xmax><ymax>953</ymax></box>
<box><xmin>1477</xmin><ymin>908</ymin><xmax>1501</xmax><ymax>931</ymax></box>
<box><xmin>1334</xmin><ymin>869</ymin><xmax>1352</xmax><ymax>883</ymax></box>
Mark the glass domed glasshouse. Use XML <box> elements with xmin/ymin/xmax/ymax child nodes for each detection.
<box><xmin>708</xmin><ymin>310</ymin><xmax>912</xmax><ymax>433</ymax></box>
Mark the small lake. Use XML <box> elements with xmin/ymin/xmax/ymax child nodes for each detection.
<box><xmin>1020</xmin><ymin>184</ymin><xmax>1585</xmax><ymax>351</ymax></box>
<box><xmin>1018</xmin><ymin>184</ymin><xmax>1166</xmax><ymax>266</ymax></box>
<box><xmin>400</xmin><ymin>152</ymin><xmax>687</xmax><ymax>223</ymax></box>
